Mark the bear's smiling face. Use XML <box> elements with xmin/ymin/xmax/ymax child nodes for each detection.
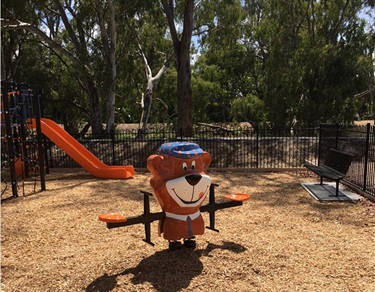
<box><xmin>147</xmin><ymin>143</ymin><xmax>212</xmax><ymax>214</ymax></box>
<box><xmin>165</xmin><ymin>167</ymin><xmax>211</xmax><ymax>208</ymax></box>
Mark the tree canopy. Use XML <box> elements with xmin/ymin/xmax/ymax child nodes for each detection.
<box><xmin>2</xmin><ymin>0</ymin><xmax>374</xmax><ymax>135</ymax></box>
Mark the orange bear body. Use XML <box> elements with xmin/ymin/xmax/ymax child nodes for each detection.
<box><xmin>147</xmin><ymin>142</ymin><xmax>212</xmax><ymax>243</ymax></box>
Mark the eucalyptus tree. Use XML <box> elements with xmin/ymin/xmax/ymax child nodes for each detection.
<box><xmin>161</xmin><ymin>0</ymin><xmax>195</xmax><ymax>135</ymax></box>
<box><xmin>193</xmin><ymin>0</ymin><xmax>374</xmax><ymax>128</ymax></box>
<box><xmin>138</xmin><ymin>43</ymin><xmax>173</xmax><ymax>132</ymax></box>
<box><xmin>193</xmin><ymin>0</ymin><xmax>263</xmax><ymax>125</ymax></box>
<box><xmin>127</xmin><ymin>3</ymin><xmax>174</xmax><ymax>132</ymax></box>
<box><xmin>241</xmin><ymin>0</ymin><xmax>375</xmax><ymax>128</ymax></box>
<box><xmin>1</xmin><ymin>0</ymin><xmax>43</xmax><ymax>80</ymax></box>
<box><xmin>1</xmin><ymin>0</ymin><xmax>134</xmax><ymax>134</ymax></box>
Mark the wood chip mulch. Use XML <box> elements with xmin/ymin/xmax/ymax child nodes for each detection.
<box><xmin>1</xmin><ymin>169</ymin><xmax>374</xmax><ymax>292</ymax></box>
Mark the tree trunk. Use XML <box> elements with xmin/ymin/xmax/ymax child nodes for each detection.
<box><xmin>140</xmin><ymin>90</ymin><xmax>152</xmax><ymax>131</ymax></box>
<box><xmin>98</xmin><ymin>0</ymin><xmax>117</xmax><ymax>133</ymax></box>
<box><xmin>86</xmin><ymin>78</ymin><xmax>103</xmax><ymax>135</ymax></box>
<box><xmin>138</xmin><ymin>42</ymin><xmax>170</xmax><ymax>132</ymax></box>
<box><xmin>162</xmin><ymin>0</ymin><xmax>194</xmax><ymax>136</ymax></box>
<box><xmin>105</xmin><ymin>88</ymin><xmax>116</xmax><ymax>132</ymax></box>
<box><xmin>176</xmin><ymin>50</ymin><xmax>193</xmax><ymax>135</ymax></box>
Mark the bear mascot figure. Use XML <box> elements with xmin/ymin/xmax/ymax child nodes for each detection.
<box><xmin>147</xmin><ymin>142</ymin><xmax>212</xmax><ymax>250</ymax></box>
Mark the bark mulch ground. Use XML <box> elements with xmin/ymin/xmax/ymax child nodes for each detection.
<box><xmin>1</xmin><ymin>169</ymin><xmax>375</xmax><ymax>292</ymax></box>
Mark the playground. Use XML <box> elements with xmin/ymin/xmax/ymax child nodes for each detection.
<box><xmin>1</xmin><ymin>81</ymin><xmax>134</xmax><ymax>200</ymax></box>
<box><xmin>1</xmin><ymin>169</ymin><xmax>374</xmax><ymax>291</ymax></box>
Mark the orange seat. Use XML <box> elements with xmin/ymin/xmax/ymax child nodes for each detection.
<box><xmin>224</xmin><ymin>193</ymin><xmax>250</xmax><ymax>202</ymax></box>
<box><xmin>98</xmin><ymin>213</ymin><xmax>127</xmax><ymax>223</ymax></box>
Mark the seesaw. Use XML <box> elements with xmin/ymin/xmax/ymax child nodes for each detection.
<box><xmin>99</xmin><ymin>142</ymin><xmax>250</xmax><ymax>250</ymax></box>
<box><xmin>99</xmin><ymin>183</ymin><xmax>250</xmax><ymax>246</ymax></box>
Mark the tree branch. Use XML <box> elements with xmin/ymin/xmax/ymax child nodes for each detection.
<box><xmin>95</xmin><ymin>0</ymin><xmax>111</xmax><ymax>57</ymax></box>
<box><xmin>44</xmin><ymin>97</ymin><xmax>90</xmax><ymax>116</ymax></box>
<box><xmin>161</xmin><ymin>0</ymin><xmax>180</xmax><ymax>53</ymax></box>
<box><xmin>1</xmin><ymin>18</ymin><xmax>78</xmax><ymax>64</ymax></box>
<box><xmin>52</xmin><ymin>0</ymin><xmax>82</xmax><ymax>52</ymax></box>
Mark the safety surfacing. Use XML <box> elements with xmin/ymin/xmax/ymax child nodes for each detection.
<box><xmin>300</xmin><ymin>182</ymin><xmax>362</xmax><ymax>202</ymax></box>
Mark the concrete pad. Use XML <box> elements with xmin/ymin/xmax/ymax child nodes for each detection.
<box><xmin>300</xmin><ymin>182</ymin><xmax>362</xmax><ymax>202</ymax></box>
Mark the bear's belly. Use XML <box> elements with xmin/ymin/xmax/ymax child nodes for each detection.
<box><xmin>162</xmin><ymin>215</ymin><xmax>205</xmax><ymax>240</ymax></box>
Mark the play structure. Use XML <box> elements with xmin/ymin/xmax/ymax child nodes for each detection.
<box><xmin>1</xmin><ymin>81</ymin><xmax>134</xmax><ymax>199</ymax></box>
<box><xmin>99</xmin><ymin>142</ymin><xmax>250</xmax><ymax>250</ymax></box>
<box><xmin>1</xmin><ymin>81</ymin><xmax>46</xmax><ymax>199</ymax></box>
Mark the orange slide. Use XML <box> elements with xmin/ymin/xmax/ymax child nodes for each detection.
<box><xmin>29</xmin><ymin>118</ymin><xmax>134</xmax><ymax>179</ymax></box>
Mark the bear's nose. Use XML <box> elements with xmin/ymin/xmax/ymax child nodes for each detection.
<box><xmin>185</xmin><ymin>173</ymin><xmax>202</xmax><ymax>186</ymax></box>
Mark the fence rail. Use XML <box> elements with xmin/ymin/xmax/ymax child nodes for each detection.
<box><xmin>43</xmin><ymin>123</ymin><xmax>374</xmax><ymax>198</ymax></box>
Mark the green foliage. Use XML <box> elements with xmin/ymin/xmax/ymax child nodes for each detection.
<box><xmin>2</xmin><ymin>0</ymin><xmax>374</xmax><ymax>131</ymax></box>
<box><xmin>231</xmin><ymin>94</ymin><xmax>266</xmax><ymax>126</ymax></box>
<box><xmin>152</xmin><ymin>69</ymin><xmax>178</xmax><ymax>123</ymax></box>
<box><xmin>241</xmin><ymin>0</ymin><xmax>375</xmax><ymax>128</ymax></box>
<box><xmin>192</xmin><ymin>68</ymin><xmax>222</xmax><ymax>122</ymax></box>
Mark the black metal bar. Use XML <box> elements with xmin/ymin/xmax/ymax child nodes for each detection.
<box><xmin>37</xmin><ymin>89</ymin><xmax>50</xmax><ymax>175</ymax></box>
<box><xmin>24</xmin><ymin>88</ymin><xmax>32</xmax><ymax>177</ymax></box>
<box><xmin>363</xmin><ymin>123</ymin><xmax>370</xmax><ymax>192</ymax></box>
<box><xmin>205</xmin><ymin>183</ymin><xmax>219</xmax><ymax>232</ymax></box>
<box><xmin>1</xmin><ymin>83</ymin><xmax>18</xmax><ymax>197</ymax></box>
<box><xmin>19</xmin><ymin>120</ymin><xmax>28</xmax><ymax>178</ymax></box>
<box><xmin>256</xmin><ymin>125</ymin><xmax>259</xmax><ymax>168</ymax></box>
<box><xmin>33</xmin><ymin>87</ymin><xmax>46</xmax><ymax>190</ymax></box>
<box><xmin>318</xmin><ymin>124</ymin><xmax>322</xmax><ymax>166</ymax></box>
<box><xmin>107</xmin><ymin>211</ymin><xmax>165</xmax><ymax>229</ymax></box>
<box><xmin>142</xmin><ymin>191</ymin><xmax>153</xmax><ymax>245</ymax></box>
<box><xmin>111</xmin><ymin>128</ymin><xmax>116</xmax><ymax>165</ymax></box>
<box><xmin>200</xmin><ymin>200</ymin><xmax>243</xmax><ymax>213</ymax></box>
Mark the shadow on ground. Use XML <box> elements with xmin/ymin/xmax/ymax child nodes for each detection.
<box><xmin>86</xmin><ymin>241</ymin><xmax>246</xmax><ymax>292</ymax></box>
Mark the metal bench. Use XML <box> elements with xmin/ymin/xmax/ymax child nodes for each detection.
<box><xmin>304</xmin><ymin>148</ymin><xmax>354</xmax><ymax>196</ymax></box>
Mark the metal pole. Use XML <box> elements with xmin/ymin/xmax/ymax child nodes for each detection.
<box><xmin>2</xmin><ymin>82</ymin><xmax>18</xmax><ymax>197</ymax></box>
<box><xmin>33</xmin><ymin>86</ymin><xmax>46</xmax><ymax>191</ymax></box>
<box><xmin>363</xmin><ymin>123</ymin><xmax>370</xmax><ymax>192</ymax></box>
<box><xmin>37</xmin><ymin>88</ymin><xmax>50</xmax><ymax>175</ymax></box>
<box><xmin>256</xmin><ymin>125</ymin><xmax>259</xmax><ymax>168</ymax></box>
<box><xmin>318</xmin><ymin>124</ymin><xmax>322</xmax><ymax>166</ymax></box>
<box><xmin>111</xmin><ymin>128</ymin><xmax>116</xmax><ymax>165</ymax></box>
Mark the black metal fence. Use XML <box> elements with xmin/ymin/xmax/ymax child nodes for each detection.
<box><xmin>319</xmin><ymin>123</ymin><xmax>375</xmax><ymax>197</ymax></box>
<box><xmin>44</xmin><ymin>123</ymin><xmax>374</xmax><ymax>198</ymax></box>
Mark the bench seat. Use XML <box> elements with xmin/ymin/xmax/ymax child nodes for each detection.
<box><xmin>304</xmin><ymin>149</ymin><xmax>354</xmax><ymax>196</ymax></box>
<box><xmin>304</xmin><ymin>164</ymin><xmax>346</xmax><ymax>181</ymax></box>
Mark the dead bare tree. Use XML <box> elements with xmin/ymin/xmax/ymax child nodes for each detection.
<box><xmin>138</xmin><ymin>43</ymin><xmax>172</xmax><ymax>132</ymax></box>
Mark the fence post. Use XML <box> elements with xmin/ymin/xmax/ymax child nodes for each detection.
<box><xmin>111</xmin><ymin>128</ymin><xmax>116</xmax><ymax>165</ymax></box>
<box><xmin>48</xmin><ymin>139</ymin><xmax>53</xmax><ymax>168</ymax></box>
<box><xmin>335</xmin><ymin>123</ymin><xmax>339</xmax><ymax>149</ymax></box>
<box><xmin>318</xmin><ymin>124</ymin><xmax>322</xmax><ymax>166</ymax></box>
<box><xmin>256</xmin><ymin>125</ymin><xmax>259</xmax><ymax>168</ymax></box>
<box><xmin>363</xmin><ymin>123</ymin><xmax>370</xmax><ymax>192</ymax></box>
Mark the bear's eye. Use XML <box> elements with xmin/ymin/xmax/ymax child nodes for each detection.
<box><xmin>191</xmin><ymin>161</ymin><xmax>196</xmax><ymax>170</ymax></box>
<box><xmin>182</xmin><ymin>162</ymin><xmax>188</xmax><ymax>171</ymax></box>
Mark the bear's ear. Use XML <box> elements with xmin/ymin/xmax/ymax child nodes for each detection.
<box><xmin>147</xmin><ymin>154</ymin><xmax>165</xmax><ymax>178</ymax></box>
<box><xmin>201</xmin><ymin>152</ymin><xmax>211</xmax><ymax>171</ymax></box>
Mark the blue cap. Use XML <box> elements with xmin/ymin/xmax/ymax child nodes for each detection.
<box><xmin>157</xmin><ymin>142</ymin><xmax>203</xmax><ymax>158</ymax></box>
